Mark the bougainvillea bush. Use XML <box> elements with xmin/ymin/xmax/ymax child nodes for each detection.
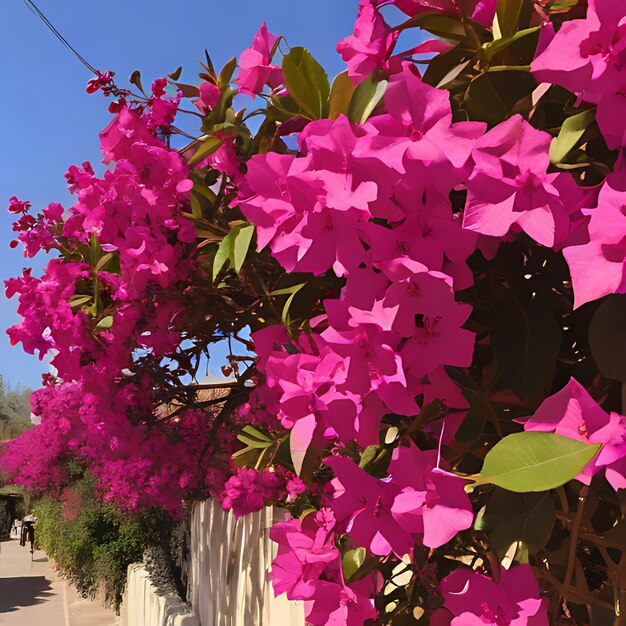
<box><xmin>3</xmin><ymin>0</ymin><xmax>626</xmax><ymax>623</ymax></box>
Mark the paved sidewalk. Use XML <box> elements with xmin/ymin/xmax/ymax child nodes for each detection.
<box><xmin>0</xmin><ymin>536</ymin><xmax>118</xmax><ymax>625</ymax></box>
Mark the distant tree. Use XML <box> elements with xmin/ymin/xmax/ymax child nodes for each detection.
<box><xmin>0</xmin><ymin>376</ymin><xmax>32</xmax><ymax>439</ymax></box>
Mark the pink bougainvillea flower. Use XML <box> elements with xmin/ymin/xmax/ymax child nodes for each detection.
<box><xmin>391</xmin><ymin>0</ymin><xmax>496</xmax><ymax>27</ymax></box>
<box><xmin>337</xmin><ymin>0</ymin><xmax>399</xmax><ymax>83</ymax></box>
<box><xmin>523</xmin><ymin>378</ymin><xmax>626</xmax><ymax>490</ymax></box>
<box><xmin>388</xmin><ymin>444</ymin><xmax>474</xmax><ymax>548</ymax></box>
<box><xmin>463</xmin><ymin>114</ymin><xmax>568</xmax><ymax>248</ymax></box>
<box><xmin>563</xmin><ymin>171</ymin><xmax>626</xmax><ymax>307</ymax></box>
<box><xmin>270</xmin><ymin>508</ymin><xmax>339</xmax><ymax>600</ymax></box>
<box><xmin>220</xmin><ymin>468</ymin><xmax>285</xmax><ymax>517</ymax></box>
<box><xmin>325</xmin><ymin>444</ymin><xmax>473</xmax><ymax>554</ymax></box>
<box><xmin>596</xmin><ymin>91</ymin><xmax>626</xmax><ymax>149</ymax></box>
<box><xmin>324</xmin><ymin>454</ymin><xmax>415</xmax><ymax>557</ymax></box>
<box><xmin>531</xmin><ymin>0</ymin><xmax>626</xmax><ymax>105</ymax></box>
<box><xmin>194</xmin><ymin>81</ymin><xmax>221</xmax><ymax>114</ymax></box>
<box><xmin>236</xmin><ymin>22</ymin><xmax>284</xmax><ymax>96</ymax></box>
<box><xmin>303</xmin><ymin>576</ymin><xmax>378</xmax><ymax>626</ymax></box>
<box><xmin>440</xmin><ymin>564</ymin><xmax>549</xmax><ymax>626</ymax></box>
<box><xmin>240</xmin><ymin>115</ymin><xmax>395</xmax><ymax>276</ymax></box>
<box><xmin>363</xmin><ymin>65</ymin><xmax>485</xmax><ymax>175</ymax></box>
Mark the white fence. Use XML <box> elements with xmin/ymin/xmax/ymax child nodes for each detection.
<box><xmin>123</xmin><ymin>501</ymin><xmax>304</xmax><ymax>626</ymax></box>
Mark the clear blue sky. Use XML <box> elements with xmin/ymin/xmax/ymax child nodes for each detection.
<box><xmin>0</xmin><ymin>0</ymin><xmax>359</xmax><ymax>389</ymax></box>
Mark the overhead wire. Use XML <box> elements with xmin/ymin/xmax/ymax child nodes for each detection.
<box><xmin>20</xmin><ymin>0</ymin><xmax>99</xmax><ymax>75</ymax></box>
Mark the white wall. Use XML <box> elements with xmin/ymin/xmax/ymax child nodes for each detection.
<box><xmin>123</xmin><ymin>564</ymin><xmax>198</xmax><ymax>626</ymax></box>
<box><xmin>188</xmin><ymin>500</ymin><xmax>305</xmax><ymax>626</ymax></box>
<box><xmin>122</xmin><ymin>501</ymin><xmax>305</xmax><ymax>626</ymax></box>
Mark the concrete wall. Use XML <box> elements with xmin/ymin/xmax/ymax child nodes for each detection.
<box><xmin>122</xmin><ymin>501</ymin><xmax>304</xmax><ymax>626</ymax></box>
<box><xmin>122</xmin><ymin>564</ymin><xmax>198</xmax><ymax>626</ymax></box>
<box><xmin>188</xmin><ymin>500</ymin><xmax>304</xmax><ymax>626</ymax></box>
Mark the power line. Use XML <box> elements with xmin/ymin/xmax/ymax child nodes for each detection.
<box><xmin>21</xmin><ymin>0</ymin><xmax>98</xmax><ymax>75</ymax></box>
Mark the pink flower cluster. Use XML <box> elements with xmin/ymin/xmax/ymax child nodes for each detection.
<box><xmin>2</xmin><ymin>93</ymin><xmax>223</xmax><ymax>514</ymax></box>
<box><xmin>524</xmin><ymin>378</ymin><xmax>626</xmax><ymax>491</ymax></box>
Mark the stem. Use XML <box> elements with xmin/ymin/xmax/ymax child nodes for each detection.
<box><xmin>563</xmin><ymin>485</ymin><xmax>589</xmax><ymax>592</ymax></box>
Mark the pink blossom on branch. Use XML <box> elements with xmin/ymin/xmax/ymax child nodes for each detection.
<box><xmin>236</xmin><ymin>22</ymin><xmax>284</xmax><ymax>96</ymax></box>
<box><xmin>440</xmin><ymin>564</ymin><xmax>549</xmax><ymax>626</ymax></box>
<box><xmin>463</xmin><ymin>114</ymin><xmax>569</xmax><ymax>248</ymax></box>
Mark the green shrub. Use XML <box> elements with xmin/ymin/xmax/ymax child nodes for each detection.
<box><xmin>33</xmin><ymin>476</ymin><xmax>175</xmax><ymax>610</ymax></box>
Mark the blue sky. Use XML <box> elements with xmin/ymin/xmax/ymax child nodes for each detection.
<box><xmin>0</xmin><ymin>0</ymin><xmax>359</xmax><ymax>389</ymax></box>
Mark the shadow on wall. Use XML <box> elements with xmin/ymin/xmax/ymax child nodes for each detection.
<box><xmin>0</xmin><ymin>576</ymin><xmax>55</xmax><ymax>612</ymax></box>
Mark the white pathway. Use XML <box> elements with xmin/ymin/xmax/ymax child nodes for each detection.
<box><xmin>0</xmin><ymin>536</ymin><xmax>118</xmax><ymax>626</ymax></box>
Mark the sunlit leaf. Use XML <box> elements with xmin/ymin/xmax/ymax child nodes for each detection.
<box><xmin>472</xmin><ymin>432</ymin><xmax>600</xmax><ymax>492</ymax></box>
<box><xmin>282</xmin><ymin>47</ymin><xmax>330</xmax><ymax>119</ymax></box>
<box><xmin>550</xmin><ymin>108</ymin><xmax>596</xmax><ymax>164</ymax></box>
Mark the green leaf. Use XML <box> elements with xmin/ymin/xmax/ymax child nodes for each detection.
<box><xmin>398</xmin><ymin>13</ymin><xmax>468</xmax><ymax>42</ymax></box>
<box><xmin>329</xmin><ymin>71</ymin><xmax>356</xmax><ymax>120</ymax></box>
<box><xmin>236</xmin><ymin>434</ymin><xmax>273</xmax><ymax>449</ymax></box>
<box><xmin>550</xmin><ymin>108</ymin><xmax>596</xmax><ymax>164</ymax></box>
<box><xmin>483</xmin><ymin>26</ymin><xmax>541</xmax><ymax>61</ymax></box>
<box><xmin>465</xmin><ymin>69</ymin><xmax>537</xmax><ymax>124</ymax></box>
<box><xmin>69</xmin><ymin>295</ymin><xmax>93</xmax><ymax>309</ymax></box>
<box><xmin>218</xmin><ymin>57</ymin><xmax>237</xmax><ymax>89</ymax></box>
<box><xmin>188</xmin><ymin>136</ymin><xmax>223</xmax><ymax>166</ymax></box>
<box><xmin>282</xmin><ymin>47</ymin><xmax>330</xmax><ymax>119</ymax></box>
<box><xmin>129</xmin><ymin>70</ymin><xmax>145</xmax><ymax>95</ymax></box>
<box><xmin>476</xmin><ymin>489</ymin><xmax>555</xmax><ymax>557</ymax></box>
<box><xmin>342</xmin><ymin>547</ymin><xmax>367</xmax><ymax>582</ymax></box>
<box><xmin>233</xmin><ymin>224</ymin><xmax>255</xmax><ymax>274</ymax></box>
<box><xmin>348</xmin><ymin>74</ymin><xmax>388</xmax><ymax>124</ymax></box>
<box><xmin>95</xmin><ymin>252</ymin><xmax>115</xmax><ymax>273</ymax></box>
<box><xmin>496</xmin><ymin>0</ymin><xmax>523</xmax><ymax>40</ymax></box>
<box><xmin>212</xmin><ymin>224</ymin><xmax>255</xmax><ymax>280</ymax></box>
<box><xmin>281</xmin><ymin>283</ymin><xmax>306</xmax><ymax>326</ymax></box>
<box><xmin>472</xmin><ymin>432</ymin><xmax>600</xmax><ymax>492</ymax></box>
<box><xmin>589</xmin><ymin>294</ymin><xmax>626</xmax><ymax>382</ymax></box>
<box><xmin>447</xmin><ymin>368</ymin><xmax>498</xmax><ymax>443</ymax></box>
<box><xmin>95</xmin><ymin>316</ymin><xmax>114</xmax><ymax>331</ymax></box>
<box><xmin>241</xmin><ymin>425</ymin><xmax>272</xmax><ymax>442</ymax></box>
<box><xmin>489</xmin><ymin>290</ymin><xmax>561</xmax><ymax>406</ymax></box>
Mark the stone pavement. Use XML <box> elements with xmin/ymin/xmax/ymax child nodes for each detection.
<box><xmin>0</xmin><ymin>536</ymin><xmax>119</xmax><ymax>626</ymax></box>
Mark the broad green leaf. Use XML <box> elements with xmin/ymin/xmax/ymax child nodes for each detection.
<box><xmin>342</xmin><ymin>548</ymin><xmax>367</xmax><ymax>581</ymax></box>
<box><xmin>496</xmin><ymin>0</ymin><xmax>523</xmax><ymax>40</ymax></box>
<box><xmin>95</xmin><ymin>316</ymin><xmax>114</xmax><ymax>331</ymax></box>
<box><xmin>489</xmin><ymin>290</ymin><xmax>561</xmax><ymax>406</ymax></box>
<box><xmin>483</xmin><ymin>26</ymin><xmax>541</xmax><ymax>61</ymax></box>
<box><xmin>589</xmin><ymin>294</ymin><xmax>626</xmax><ymax>382</ymax></box>
<box><xmin>398</xmin><ymin>13</ymin><xmax>468</xmax><ymax>42</ymax></box>
<box><xmin>475</xmin><ymin>488</ymin><xmax>555</xmax><ymax>557</ymax></box>
<box><xmin>233</xmin><ymin>224</ymin><xmax>255</xmax><ymax>274</ymax></box>
<box><xmin>472</xmin><ymin>432</ymin><xmax>600</xmax><ymax>492</ymax></box>
<box><xmin>348</xmin><ymin>74</ymin><xmax>388</xmax><ymax>124</ymax></box>
<box><xmin>282</xmin><ymin>47</ymin><xmax>330</xmax><ymax>119</ymax></box>
<box><xmin>447</xmin><ymin>368</ymin><xmax>497</xmax><ymax>443</ymax></box>
<box><xmin>188</xmin><ymin>136</ymin><xmax>223</xmax><ymax>166</ymax></box>
<box><xmin>329</xmin><ymin>71</ymin><xmax>356</xmax><ymax>120</ymax></box>
<box><xmin>550</xmin><ymin>108</ymin><xmax>596</xmax><ymax>164</ymax></box>
<box><xmin>465</xmin><ymin>69</ymin><xmax>537</xmax><ymax>123</ymax></box>
<box><xmin>212</xmin><ymin>228</ymin><xmax>237</xmax><ymax>281</ymax></box>
<box><xmin>212</xmin><ymin>224</ymin><xmax>254</xmax><ymax>280</ymax></box>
